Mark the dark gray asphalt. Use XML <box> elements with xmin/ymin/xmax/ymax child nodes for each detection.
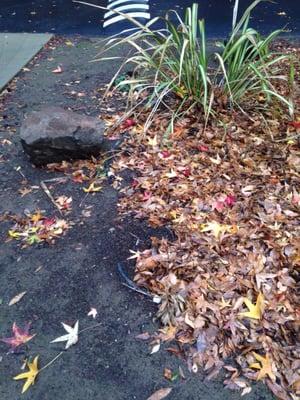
<box><xmin>0</xmin><ymin>0</ymin><xmax>299</xmax><ymax>37</ymax></box>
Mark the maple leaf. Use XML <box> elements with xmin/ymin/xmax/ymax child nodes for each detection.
<box><xmin>128</xmin><ymin>250</ymin><xmax>141</xmax><ymax>260</ymax></box>
<box><xmin>290</xmin><ymin>121</ymin><xmax>300</xmax><ymax>129</ymax></box>
<box><xmin>30</xmin><ymin>211</ymin><xmax>44</xmax><ymax>223</ymax></box>
<box><xmin>1</xmin><ymin>322</ymin><xmax>36</xmax><ymax>351</ymax></box>
<box><xmin>27</xmin><ymin>234</ymin><xmax>42</xmax><ymax>245</ymax></box>
<box><xmin>147</xmin><ymin>135</ymin><xmax>158</xmax><ymax>148</ymax></box>
<box><xmin>250</xmin><ymin>352</ymin><xmax>276</xmax><ymax>382</ymax></box>
<box><xmin>14</xmin><ymin>356</ymin><xmax>39</xmax><ymax>393</ymax></box>
<box><xmin>200</xmin><ymin>221</ymin><xmax>235</xmax><ymax>239</ymax></box>
<box><xmin>83</xmin><ymin>182</ymin><xmax>102</xmax><ymax>193</ymax></box>
<box><xmin>87</xmin><ymin>307</ymin><xmax>98</xmax><ymax>319</ymax></box>
<box><xmin>240</xmin><ymin>292</ymin><xmax>264</xmax><ymax>320</ymax></box>
<box><xmin>224</xmin><ymin>194</ymin><xmax>236</xmax><ymax>207</ymax></box>
<box><xmin>18</xmin><ymin>187</ymin><xmax>32</xmax><ymax>197</ymax></box>
<box><xmin>51</xmin><ymin>321</ymin><xmax>79</xmax><ymax>349</ymax></box>
<box><xmin>218</xmin><ymin>297</ymin><xmax>231</xmax><ymax>310</ymax></box>
<box><xmin>8</xmin><ymin>230</ymin><xmax>21</xmax><ymax>239</ymax></box>
<box><xmin>55</xmin><ymin>196</ymin><xmax>72</xmax><ymax>211</ymax></box>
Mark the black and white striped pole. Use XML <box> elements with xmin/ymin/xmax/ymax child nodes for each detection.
<box><xmin>103</xmin><ymin>0</ymin><xmax>150</xmax><ymax>28</ymax></box>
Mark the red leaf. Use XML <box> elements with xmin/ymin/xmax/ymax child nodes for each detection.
<box><xmin>43</xmin><ymin>217</ymin><xmax>56</xmax><ymax>227</ymax></box>
<box><xmin>161</xmin><ymin>150</ymin><xmax>171</xmax><ymax>158</ymax></box>
<box><xmin>131</xmin><ymin>179</ymin><xmax>139</xmax><ymax>188</ymax></box>
<box><xmin>289</xmin><ymin>121</ymin><xmax>300</xmax><ymax>129</ymax></box>
<box><xmin>198</xmin><ymin>145</ymin><xmax>209</xmax><ymax>152</ymax></box>
<box><xmin>224</xmin><ymin>194</ymin><xmax>236</xmax><ymax>207</ymax></box>
<box><xmin>142</xmin><ymin>191</ymin><xmax>152</xmax><ymax>201</ymax></box>
<box><xmin>122</xmin><ymin>119</ymin><xmax>136</xmax><ymax>129</ymax></box>
<box><xmin>1</xmin><ymin>322</ymin><xmax>36</xmax><ymax>351</ymax></box>
<box><xmin>182</xmin><ymin>167</ymin><xmax>191</xmax><ymax>177</ymax></box>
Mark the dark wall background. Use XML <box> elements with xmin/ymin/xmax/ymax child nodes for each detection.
<box><xmin>0</xmin><ymin>0</ymin><xmax>299</xmax><ymax>37</ymax></box>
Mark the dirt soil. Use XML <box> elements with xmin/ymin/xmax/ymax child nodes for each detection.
<box><xmin>0</xmin><ymin>37</ymin><xmax>274</xmax><ymax>400</ymax></box>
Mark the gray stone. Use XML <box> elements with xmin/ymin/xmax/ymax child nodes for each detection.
<box><xmin>20</xmin><ymin>106</ymin><xmax>113</xmax><ymax>166</ymax></box>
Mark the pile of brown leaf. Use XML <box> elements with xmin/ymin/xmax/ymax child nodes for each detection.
<box><xmin>110</xmin><ymin>59</ymin><xmax>300</xmax><ymax>398</ymax></box>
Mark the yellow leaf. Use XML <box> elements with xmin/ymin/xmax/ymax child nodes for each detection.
<box><xmin>8</xmin><ymin>230</ymin><xmax>21</xmax><ymax>239</ymax></box>
<box><xmin>250</xmin><ymin>352</ymin><xmax>276</xmax><ymax>382</ymax></box>
<box><xmin>200</xmin><ymin>221</ymin><xmax>234</xmax><ymax>239</ymax></box>
<box><xmin>83</xmin><ymin>183</ymin><xmax>102</xmax><ymax>193</ymax></box>
<box><xmin>30</xmin><ymin>211</ymin><xmax>43</xmax><ymax>223</ymax></box>
<box><xmin>146</xmin><ymin>135</ymin><xmax>158</xmax><ymax>148</ymax></box>
<box><xmin>14</xmin><ymin>356</ymin><xmax>39</xmax><ymax>393</ymax></box>
<box><xmin>240</xmin><ymin>292</ymin><xmax>264</xmax><ymax>320</ymax></box>
<box><xmin>169</xmin><ymin>210</ymin><xmax>178</xmax><ymax>219</ymax></box>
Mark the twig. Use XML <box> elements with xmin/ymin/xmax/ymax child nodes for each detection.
<box><xmin>40</xmin><ymin>180</ymin><xmax>63</xmax><ymax>216</ymax></box>
<box><xmin>275</xmin><ymin>133</ymin><xmax>300</xmax><ymax>142</ymax></box>
<box><xmin>14</xmin><ymin>166</ymin><xmax>27</xmax><ymax>181</ymax></box>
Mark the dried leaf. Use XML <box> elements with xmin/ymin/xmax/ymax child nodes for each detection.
<box><xmin>150</xmin><ymin>343</ymin><xmax>160</xmax><ymax>354</ymax></box>
<box><xmin>250</xmin><ymin>352</ymin><xmax>276</xmax><ymax>382</ymax></box>
<box><xmin>87</xmin><ymin>308</ymin><xmax>98</xmax><ymax>319</ymax></box>
<box><xmin>9</xmin><ymin>291</ymin><xmax>27</xmax><ymax>306</ymax></box>
<box><xmin>147</xmin><ymin>388</ymin><xmax>172</xmax><ymax>400</ymax></box>
<box><xmin>240</xmin><ymin>293</ymin><xmax>264</xmax><ymax>320</ymax></box>
<box><xmin>52</xmin><ymin>65</ymin><xmax>63</xmax><ymax>73</ymax></box>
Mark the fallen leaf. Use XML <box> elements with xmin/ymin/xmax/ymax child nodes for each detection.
<box><xmin>14</xmin><ymin>356</ymin><xmax>39</xmax><ymax>393</ymax></box>
<box><xmin>147</xmin><ymin>388</ymin><xmax>172</xmax><ymax>400</ymax></box>
<box><xmin>51</xmin><ymin>321</ymin><xmax>79</xmax><ymax>349</ymax></box>
<box><xmin>18</xmin><ymin>187</ymin><xmax>32</xmax><ymax>197</ymax></box>
<box><xmin>150</xmin><ymin>343</ymin><xmax>160</xmax><ymax>354</ymax></box>
<box><xmin>250</xmin><ymin>352</ymin><xmax>276</xmax><ymax>382</ymax></box>
<box><xmin>52</xmin><ymin>65</ymin><xmax>63</xmax><ymax>73</ymax></box>
<box><xmin>147</xmin><ymin>135</ymin><xmax>158</xmax><ymax>148</ymax></box>
<box><xmin>198</xmin><ymin>145</ymin><xmax>209</xmax><ymax>152</ymax></box>
<box><xmin>1</xmin><ymin>322</ymin><xmax>36</xmax><ymax>351</ymax></box>
<box><xmin>240</xmin><ymin>292</ymin><xmax>264</xmax><ymax>320</ymax></box>
<box><xmin>200</xmin><ymin>221</ymin><xmax>235</xmax><ymax>239</ymax></box>
<box><xmin>9</xmin><ymin>291</ymin><xmax>27</xmax><ymax>306</ymax></box>
<box><xmin>165</xmin><ymin>169</ymin><xmax>177</xmax><ymax>179</ymax></box>
<box><xmin>87</xmin><ymin>307</ymin><xmax>98</xmax><ymax>319</ymax></box>
<box><xmin>164</xmin><ymin>368</ymin><xmax>172</xmax><ymax>380</ymax></box>
<box><xmin>218</xmin><ymin>297</ymin><xmax>231</xmax><ymax>310</ymax></box>
<box><xmin>135</xmin><ymin>332</ymin><xmax>150</xmax><ymax>340</ymax></box>
<box><xmin>290</xmin><ymin>121</ymin><xmax>300</xmax><ymax>129</ymax></box>
<box><xmin>83</xmin><ymin>182</ymin><xmax>102</xmax><ymax>193</ymax></box>
<box><xmin>122</xmin><ymin>118</ymin><xmax>136</xmax><ymax>129</ymax></box>
<box><xmin>55</xmin><ymin>195</ymin><xmax>72</xmax><ymax>211</ymax></box>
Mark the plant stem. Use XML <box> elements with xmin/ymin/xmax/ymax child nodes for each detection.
<box><xmin>39</xmin><ymin>352</ymin><xmax>63</xmax><ymax>372</ymax></box>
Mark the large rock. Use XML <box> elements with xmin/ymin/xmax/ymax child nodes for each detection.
<box><xmin>20</xmin><ymin>106</ymin><xmax>113</xmax><ymax>166</ymax></box>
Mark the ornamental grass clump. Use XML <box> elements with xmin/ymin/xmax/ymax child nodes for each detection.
<box><xmin>78</xmin><ymin>0</ymin><xmax>294</xmax><ymax>130</ymax></box>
